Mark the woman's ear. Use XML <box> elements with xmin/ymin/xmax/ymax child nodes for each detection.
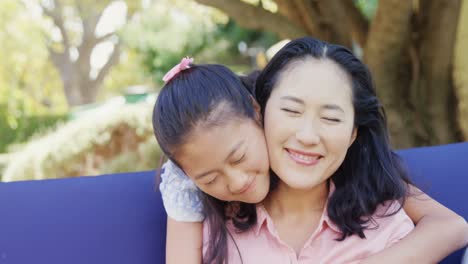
<box><xmin>250</xmin><ymin>95</ymin><xmax>262</xmax><ymax>124</ymax></box>
<box><xmin>349</xmin><ymin>127</ymin><xmax>358</xmax><ymax>147</ymax></box>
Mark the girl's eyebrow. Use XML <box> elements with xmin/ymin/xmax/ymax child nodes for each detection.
<box><xmin>194</xmin><ymin>169</ymin><xmax>216</xmax><ymax>180</ymax></box>
<box><xmin>194</xmin><ymin>140</ymin><xmax>244</xmax><ymax>180</ymax></box>
<box><xmin>225</xmin><ymin>140</ymin><xmax>244</xmax><ymax>162</ymax></box>
<box><xmin>224</xmin><ymin>140</ymin><xmax>244</xmax><ymax>162</ymax></box>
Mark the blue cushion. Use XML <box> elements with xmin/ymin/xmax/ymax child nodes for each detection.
<box><xmin>0</xmin><ymin>171</ymin><xmax>167</xmax><ymax>264</ymax></box>
<box><xmin>0</xmin><ymin>142</ymin><xmax>466</xmax><ymax>264</ymax></box>
<box><xmin>398</xmin><ymin>142</ymin><xmax>468</xmax><ymax>264</ymax></box>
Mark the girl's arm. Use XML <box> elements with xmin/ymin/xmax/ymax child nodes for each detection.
<box><xmin>362</xmin><ymin>185</ymin><xmax>468</xmax><ymax>264</ymax></box>
<box><xmin>166</xmin><ymin>218</ymin><xmax>203</xmax><ymax>264</ymax></box>
<box><xmin>160</xmin><ymin>160</ymin><xmax>205</xmax><ymax>263</ymax></box>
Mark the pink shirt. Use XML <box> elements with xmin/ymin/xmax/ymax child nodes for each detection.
<box><xmin>203</xmin><ymin>198</ymin><xmax>413</xmax><ymax>263</ymax></box>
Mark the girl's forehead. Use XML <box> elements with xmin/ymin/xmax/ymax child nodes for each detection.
<box><xmin>180</xmin><ymin>118</ymin><xmax>258</xmax><ymax>156</ymax></box>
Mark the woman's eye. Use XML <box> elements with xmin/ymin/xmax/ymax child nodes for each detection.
<box><xmin>322</xmin><ymin>117</ymin><xmax>341</xmax><ymax>122</ymax></box>
<box><xmin>281</xmin><ymin>108</ymin><xmax>300</xmax><ymax>114</ymax></box>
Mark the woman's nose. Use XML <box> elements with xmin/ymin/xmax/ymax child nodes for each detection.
<box><xmin>295</xmin><ymin>121</ymin><xmax>320</xmax><ymax>145</ymax></box>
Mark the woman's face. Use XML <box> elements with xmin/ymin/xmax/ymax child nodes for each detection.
<box><xmin>176</xmin><ymin>115</ymin><xmax>270</xmax><ymax>203</ymax></box>
<box><xmin>263</xmin><ymin>58</ymin><xmax>357</xmax><ymax>191</ymax></box>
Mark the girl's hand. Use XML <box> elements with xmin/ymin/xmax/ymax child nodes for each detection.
<box><xmin>160</xmin><ymin>160</ymin><xmax>204</xmax><ymax>222</ymax></box>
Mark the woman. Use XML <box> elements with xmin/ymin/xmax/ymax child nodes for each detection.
<box><xmin>154</xmin><ymin>38</ymin><xmax>468</xmax><ymax>263</ymax></box>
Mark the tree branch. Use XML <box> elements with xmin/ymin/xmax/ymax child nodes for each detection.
<box><xmin>275</xmin><ymin>0</ymin><xmax>312</xmax><ymax>32</ymax></box>
<box><xmin>40</xmin><ymin>0</ymin><xmax>70</xmax><ymax>51</ymax></box>
<box><xmin>291</xmin><ymin>0</ymin><xmax>325</xmax><ymax>39</ymax></box>
<box><xmin>79</xmin><ymin>43</ymin><xmax>120</xmax><ymax>103</ymax></box>
<box><xmin>341</xmin><ymin>0</ymin><xmax>369</xmax><ymax>47</ymax></box>
<box><xmin>95</xmin><ymin>32</ymin><xmax>115</xmax><ymax>43</ymax></box>
<box><xmin>76</xmin><ymin>7</ymin><xmax>107</xmax><ymax>79</ymax></box>
<box><xmin>93</xmin><ymin>43</ymin><xmax>120</xmax><ymax>88</ymax></box>
<box><xmin>76</xmin><ymin>0</ymin><xmax>110</xmax><ymax>47</ymax></box>
<box><xmin>316</xmin><ymin>0</ymin><xmax>355</xmax><ymax>47</ymax></box>
<box><xmin>275</xmin><ymin>0</ymin><xmax>298</xmax><ymax>21</ymax></box>
<box><xmin>195</xmin><ymin>0</ymin><xmax>307</xmax><ymax>39</ymax></box>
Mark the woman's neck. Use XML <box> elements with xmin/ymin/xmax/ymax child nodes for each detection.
<box><xmin>264</xmin><ymin>180</ymin><xmax>329</xmax><ymax>218</ymax></box>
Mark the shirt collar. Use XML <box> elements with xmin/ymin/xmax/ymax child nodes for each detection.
<box><xmin>321</xmin><ymin>182</ymin><xmax>341</xmax><ymax>233</ymax></box>
<box><xmin>253</xmin><ymin>205</ymin><xmax>269</xmax><ymax>236</ymax></box>
<box><xmin>253</xmin><ymin>181</ymin><xmax>341</xmax><ymax>236</ymax></box>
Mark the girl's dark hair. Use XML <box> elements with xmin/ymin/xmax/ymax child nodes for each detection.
<box><xmin>255</xmin><ymin>37</ymin><xmax>412</xmax><ymax>240</ymax></box>
<box><xmin>239</xmin><ymin>70</ymin><xmax>260</xmax><ymax>94</ymax></box>
<box><xmin>152</xmin><ymin>64</ymin><xmax>258</xmax><ymax>263</ymax></box>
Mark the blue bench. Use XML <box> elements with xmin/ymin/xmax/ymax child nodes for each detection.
<box><xmin>0</xmin><ymin>142</ymin><xmax>466</xmax><ymax>264</ymax></box>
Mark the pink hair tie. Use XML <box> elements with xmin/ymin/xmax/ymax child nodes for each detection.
<box><xmin>162</xmin><ymin>57</ymin><xmax>194</xmax><ymax>83</ymax></box>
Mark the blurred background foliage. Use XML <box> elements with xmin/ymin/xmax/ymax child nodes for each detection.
<box><xmin>0</xmin><ymin>0</ymin><xmax>279</xmax><ymax>181</ymax></box>
<box><xmin>1</xmin><ymin>0</ymin><xmax>467</xmax><ymax>181</ymax></box>
<box><xmin>121</xmin><ymin>0</ymin><xmax>278</xmax><ymax>83</ymax></box>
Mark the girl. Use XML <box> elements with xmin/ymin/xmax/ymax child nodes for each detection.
<box><xmin>154</xmin><ymin>60</ymin><xmax>270</xmax><ymax>263</ymax></box>
<box><xmin>153</xmin><ymin>44</ymin><xmax>467</xmax><ymax>263</ymax></box>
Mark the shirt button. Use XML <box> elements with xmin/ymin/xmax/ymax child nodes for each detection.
<box><xmin>290</xmin><ymin>253</ymin><xmax>297</xmax><ymax>264</ymax></box>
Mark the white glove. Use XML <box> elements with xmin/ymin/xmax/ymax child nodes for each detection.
<box><xmin>159</xmin><ymin>160</ymin><xmax>204</xmax><ymax>222</ymax></box>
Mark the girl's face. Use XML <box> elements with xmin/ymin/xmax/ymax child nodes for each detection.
<box><xmin>263</xmin><ymin>58</ymin><xmax>357</xmax><ymax>191</ymax></box>
<box><xmin>176</xmin><ymin>116</ymin><xmax>270</xmax><ymax>203</ymax></box>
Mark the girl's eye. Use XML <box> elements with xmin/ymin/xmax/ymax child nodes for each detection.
<box><xmin>233</xmin><ymin>153</ymin><xmax>246</xmax><ymax>165</ymax></box>
<box><xmin>281</xmin><ymin>108</ymin><xmax>300</xmax><ymax>114</ymax></box>
<box><xmin>205</xmin><ymin>177</ymin><xmax>217</xmax><ymax>185</ymax></box>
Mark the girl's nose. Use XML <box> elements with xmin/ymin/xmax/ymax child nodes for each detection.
<box><xmin>226</xmin><ymin>169</ymin><xmax>250</xmax><ymax>194</ymax></box>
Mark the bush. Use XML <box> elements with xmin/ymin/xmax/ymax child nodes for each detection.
<box><xmin>0</xmin><ymin>106</ymin><xmax>67</xmax><ymax>153</ymax></box>
<box><xmin>2</xmin><ymin>101</ymin><xmax>161</xmax><ymax>182</ymax></box>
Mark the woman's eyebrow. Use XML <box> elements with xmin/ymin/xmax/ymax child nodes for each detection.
<box><xmin>322</xmin><ymin>104</ymin><xmax>345</xmax><ymax>113</ymax></box>
<box><xmin>281</xmin><ymin>96</ymin><xmax>345</xmax><ymax>113</ymax></box>
<box><xmin>280</xmin><ymin>95</ymin><xmax>304</xmax><ymax>105</ymax></box>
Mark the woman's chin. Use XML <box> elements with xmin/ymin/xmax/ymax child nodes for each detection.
<box><xmin>279</xmin><ymin>177</ymin><xmax>327</xmax><ymax>191</ymax></box>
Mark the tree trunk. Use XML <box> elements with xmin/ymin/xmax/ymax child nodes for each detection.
<box><xmin>415</xmin><ymin>0</ymin><xmax>461</xmax><ymax>145</ymax></box>
<box><xmin>63</xmin><ymin>76</ymin><xmax>83</xmax><ymax>107</ymax></box>
<box><xmin>454</xmin><ymin>0</ymin><xmax>468</xmax><ymax>139</ymax></box>
<box><xmin>41</xmin><ymin>0</ymin><xmax>122</xmax><ymax>107</ymax></box>
<box><xmin>51</xmin><ymin>51</ymin><xmax>83</xmax><ymax>106</ymax></box>
<box><xmin>364</xmin><ymin>0</ymin><xmax>415</xmax><ymax>148</ymax></box>
<box><xmin>195</xmin><ymin>0</ymin><xmax>466</xmax><ymax>147</ymax></box>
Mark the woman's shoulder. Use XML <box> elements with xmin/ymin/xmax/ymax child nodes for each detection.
<box><xmin>366</xmin><ymin>200</ymin><xmax>414</xmax><ymax>247</ymax></box>
<box><xmin>372</xmin><ymin>200</ymin><xmax>409</xmax><ymax>221</ymax></box>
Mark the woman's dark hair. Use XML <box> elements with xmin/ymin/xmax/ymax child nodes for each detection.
<box><xmin>255</xmin><ymin>37</ymin><xmax>412</xmax><ymax>241</ymax></box>
<box><xmin>152</xmin><ymin>64</ymin><xmax>258</xmax><ymax>263</ymax></box>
